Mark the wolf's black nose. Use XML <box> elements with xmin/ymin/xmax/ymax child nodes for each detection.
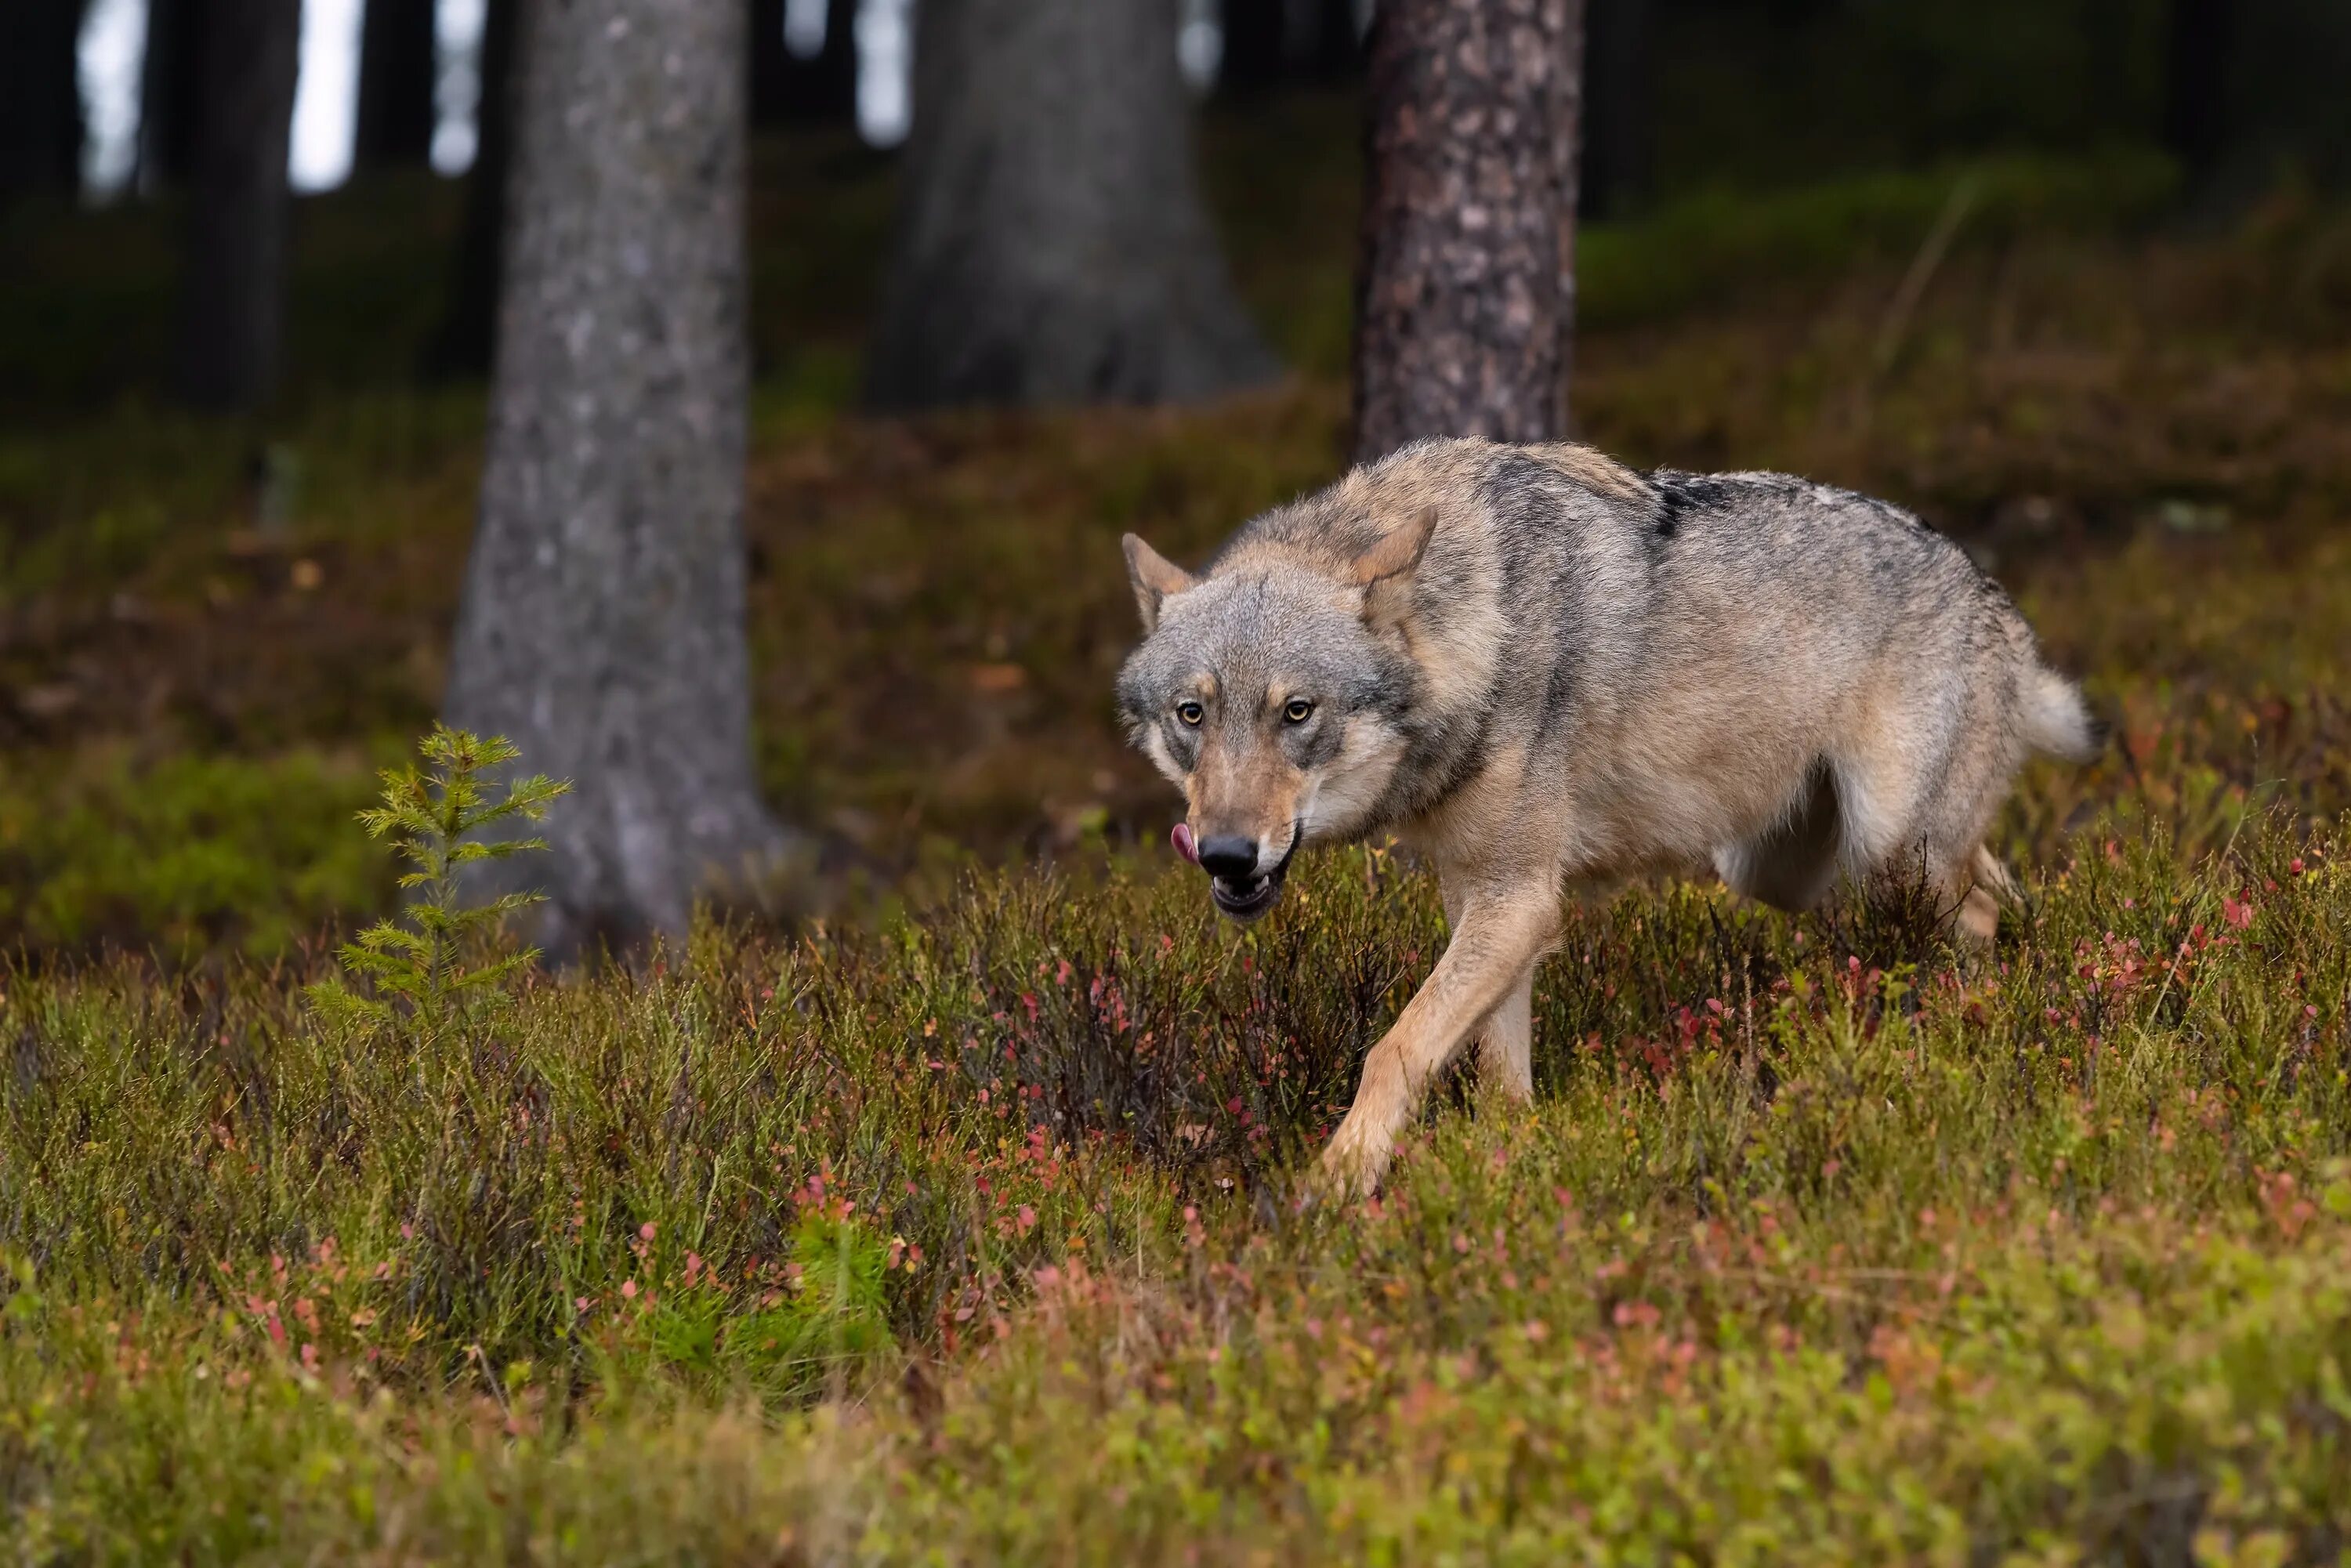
<box><xmin>1197</xmin><ymin>837</ymin><xmax>1259</xmax><ymax>879</ymax></box>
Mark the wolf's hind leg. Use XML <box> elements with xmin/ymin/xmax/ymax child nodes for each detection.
<box><xmin>1947</xmin><ymin>843</ymin><xmax>2016</xmax><ymax>947</ymax></box>
<box><xmin>1715</xmin><ymin>761</ymin><xmax>1843</xmax><ymax>912</ymax></box>
<box><xmin>1475</xmin><ymin>964</ymin><xmax>1537</xmax><ymax>1102</ymax></box>
<box><xmin>1954</xmin><ymin>884</ymin><xmax>2000</xmax><ymax>946</ymax></box>
<box><xmin>1443</xmin><ymin>875</ymin><xmax>1538</xmax><ymax>1102</ymax></box>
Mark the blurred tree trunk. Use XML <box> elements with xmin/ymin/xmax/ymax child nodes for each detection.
<box><xmin>444</xmin><ymin>0</ymin><xmax>792</xmax><ymax>955</ymax></box>
<box><xmin>2161</xmin><ymin>0</ymin><xmax>2231</xmax><ymax>181</ymax></box>
<box><xmin>2163</xmin><ymin>0</ymin><xmax>2350</xmax><ymax>197</ymax></box>
<box><xmin>1305</xmin><ymin>0</ymin><xmax>1365</xmax><ymax>81</ymax></box>
<box><xmin>169</xmin><ymin>0</ymin><xmax>301</xmax><ymax>411</ymax></box>
<box><xmin>793</xmin><ymin>0</ymin><xmax>860</xmax><ymax>125</ymax></box>
<box><xmin>752</xmin><ymin>0</ymin><xmax>859</xmax><ymax>127</ymax></box>
<box><xmin>1352</xmin><ymin>0</ymin><xmax>1585</xmax><ymax>462</ymax></box>
<box><xmin>867</xmin><ymin>0</ymin><xmax>1277</xmax><ymax>410</ymax></box>
<box><xmin>139</xmin><ymin>0</ymin><xmax>208</xmax><ymax>189</ymax></box>
<box><xmin>1217</xmin><ymin>0</ymin><xmax>1289</xmax><ymax>96</ymax></box>
<box><xmin>0</xmin><ymin>0</ymin><xmax>89</xmax><ymax>201</ymax></box>
<box><xmin>355</xmin><ymin>0</ymin><xmax>439</xmax><ymax>168</ymax></box>
<box><xmin>1579</xmin><ymin>0</ymin><xmax>1651</xmax><ymax>220</ymax></box>
<box><xmin>749</xmin><ymin>0</ymin><xmax>792</xmax><ymax>124</ymax></box>
<box><xmin>424</xmin><ymin>0</ymin><xmax>516</xmax><ymax>378</ymax></box>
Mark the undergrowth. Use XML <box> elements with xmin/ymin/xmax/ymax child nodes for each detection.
<box><xmin>4</xmin><ymin>806</ymin><xmax>2349</xmax><ymax>1559</ymax></box>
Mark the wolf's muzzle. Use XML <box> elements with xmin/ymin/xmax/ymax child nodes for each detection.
<box><xmin>1204</xmin><ymin>825</ymin><xmax>1299</xmax><ymax>923</ymax></box>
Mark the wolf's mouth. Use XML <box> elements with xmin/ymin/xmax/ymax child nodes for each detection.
<box><xmin>1207</xmin><ymin>829</ymin><xmax>1299</xmax><ymax>923</ymax></box>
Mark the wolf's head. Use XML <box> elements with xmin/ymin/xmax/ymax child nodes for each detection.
<box><xmin>1114</xmin><ymin>515</ymin><xmax>1432</xmax><ymax>922</ymax></box>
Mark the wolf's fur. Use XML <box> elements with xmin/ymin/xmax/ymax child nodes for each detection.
<box><xmin>1117</xmin><ymin>437</ymin><xmax>2098</xmax><ymax>1196</ymax></box>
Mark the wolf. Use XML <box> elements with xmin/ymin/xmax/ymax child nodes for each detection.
<box><xmin>1115</xmin><ymin>436</ymin><xmax>2099</xmax><ymax>1197</ymax></box>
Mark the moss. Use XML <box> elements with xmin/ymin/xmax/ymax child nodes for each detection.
<box><xmin>0</xmin><ymin>747</ymin><xmax>389</xmax><ymax>958</ymax></box>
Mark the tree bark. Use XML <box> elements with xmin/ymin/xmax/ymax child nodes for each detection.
<box><xmin>354</xmin><ymin>0</ymin><xmax>439</xmax><ymax>168</ymax></box>
<box><xmin>444</xmin><ymin>0</ymin><xmax>791</xmax><ymax>955</ymax></box>
<box><xmin>168</xmin><ymin>0</ymin><xmax>301</xmax><ymax>411</ymax></box>
<box><xmin>0</xmin><ymin>0</ymin><xmax>89</xmax><ymax>201</ymax></box>
<box><xmin>423</xmin><ymin>0</ymin><xmax>516</xmax><ymax>379</ymax></box>
<box><xmin>866</xmin><ymin>0</ymin><xmax>1277</xmax><ymax>411</ymax></box>
<box><xmin>1351</xmin><ymin>0</ymin><xmax>1585</xmax><ymax>464</ymax></box>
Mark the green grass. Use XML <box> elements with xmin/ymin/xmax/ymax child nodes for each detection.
<box><xmin>5</xmin><ymin>806</ymin><xmax>2349</xmax><ymax>1559</ymax></box>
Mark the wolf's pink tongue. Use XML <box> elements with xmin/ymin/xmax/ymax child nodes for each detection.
<box><xmin>1171</xmin><ymin>822</ymin><xmax>1199</xmax><ymax>864</ymax></box>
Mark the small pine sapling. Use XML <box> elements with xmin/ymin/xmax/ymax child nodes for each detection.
<box><xmin>307</xmin><ymin>726</ymin><xmax>570</xmax><ymax>1032</ymax></box>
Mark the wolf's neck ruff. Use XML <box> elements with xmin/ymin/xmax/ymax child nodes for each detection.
<box><xmin>1116</xmin><ymin>435</ymin><xmax>2096</xmax><ymax>1198</ymax></box>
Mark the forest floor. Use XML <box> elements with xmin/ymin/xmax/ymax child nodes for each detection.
<box><xmin>5</xmin><ymin>110</ymin><xmax>2351</xmax><ymax>1558</ymax></box>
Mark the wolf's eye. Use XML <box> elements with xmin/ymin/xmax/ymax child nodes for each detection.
<box><xmin>1283</xmin><ymin>699</ymin><xmax>1315</xmax><ymax>724</ymax></box>
<box><xmin>1176</xmin><ymin>701</ymin><xmax>1204</xmax><ymax>727</ymax></box>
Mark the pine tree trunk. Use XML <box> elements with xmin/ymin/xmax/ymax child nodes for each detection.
<box><xmin>866</xmin><ymin>0</ymin><xmax>1277</xmax><ymax>411</ymax></box>
<box><xmin>1351</xmin><ymin>0</ymin><xmax>1585</xmax><ymax>463</ymax></box>
<box><xmin>795</xmin><ymin>0</ymin><xmax>860</xmax><ymax>125</ymax></box>
<box><xmin>0</xmin><ymin>0</ymin><xmax>89</xmax><ymax>201</ymax></box>
<box><xmin>749</xmin><ymin>0</ymin><xmax>791</xmax><ymax>125</ymax></box>
<box><xmin>139</xmin><ymin>0</ymin><xmax>209</xmax><ymax>190</ymax></box>
<box><xmin>423</xmin><ymin>0</ymin><xmax>515</xmax><ymax>378</ymax></box>
<box><xmin>444</xmin><ymin>0</ymin><xmax>792</xmax><ymax>956</ymax></box>
<box><xmin>354</xmin><ymin>0</ymin><xmax>439</xmax><ymax>168</ymax></box>
<box><xmin>168</xmin><ymin>0</ymin><xmax>301</xmax><ymax>411</ymax></box>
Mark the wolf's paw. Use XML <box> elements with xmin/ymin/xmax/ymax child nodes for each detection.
<box><xmin>1310</xmin><ymin>1122</ymin><xmax>1393</xmax><ymax>1206</ymax></box>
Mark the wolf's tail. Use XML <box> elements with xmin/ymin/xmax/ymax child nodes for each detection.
<box><xmin>2020</xmin><ymin>665</ymin><xmax>2102</xmax><ymax>762</ymax></box>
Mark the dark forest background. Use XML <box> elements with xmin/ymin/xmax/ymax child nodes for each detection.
<box><xmin>2</xmin><ymin>0</ymin><xmax>2349</xmax><ymax>957</ymax></box>
<box><xmin>4</xmin><ymin>0</ymin><xmax>2348</xmax><ymax>417</ymax></box>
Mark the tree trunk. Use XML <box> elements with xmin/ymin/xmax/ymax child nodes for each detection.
<box><xmin>139</xmin><ymin>0</ymin><xmax>209</xmax><ymax>190</ymax></box>
<box><xmin>354</xmin><ymin>0</ymin><xmax>439</xmax><ymax>168</ymax></box>
<box><xmin>1351</xmin><ymin>0</ymin><xmax>1585</xmax><ymax>464</ymax></box>
<box><xmin>749</xmin><ymin>0</ymin><xmax>792</xmax><ymax>125</ymax></box>
<box><xmin>169</xmin><ymin>0</ymin><xmax>301</xmax><ymax>411</ymax></box>
<box><xmin>423</xmin><ymin>0</ymin><xmax>516</xmax><ymax>378</ymax></box>
<box><xmin>444</xmin><ymin>0</ymin><xmax>791</xmax><ymax>955</ymax></box>
<box><xmin>0</xmin><ymin>0</ymin><xmax>89</xmax><ymax>201</ymax></box>
<box><xmin>866</xmin><ymin>0</ymin><xmax>1277</xmax><ymax>411</ymax></box>
<box><xmin>1579</xmin><ymin>0</ymin><xmax>1651</xmax><ymax>221</ymax></box>
<box><xmin>803</xmin><ymin>0</ymin><xmax>860</xmax><ymax>125</ymax></box>
<box><xmin>2161</xmin><ymin>0</ymin><xmax>2231</xmax><ymax>180</ymax></box>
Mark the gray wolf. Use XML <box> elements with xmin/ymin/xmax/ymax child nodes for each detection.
<box><xmin>1115</xmin><ymin>436</ymin><xmax>2098</xmax><ymax>1197</ymax></box>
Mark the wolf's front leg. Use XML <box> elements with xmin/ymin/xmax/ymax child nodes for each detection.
<box><xmin>1316</xmin><ymin>885</ymin><xmax>1558</xmax><ymax>1200</ymax></box>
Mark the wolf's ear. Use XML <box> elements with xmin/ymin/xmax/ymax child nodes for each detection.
<box><xmin>1122</xmin><ymin>534</ymin><xmax>1197</xmax><ymax>635</ymax></box>
<box><xmin>1353</xmin><ymin>508</ymin><xmax>1436</xmax><ymax>633</ymax></box>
